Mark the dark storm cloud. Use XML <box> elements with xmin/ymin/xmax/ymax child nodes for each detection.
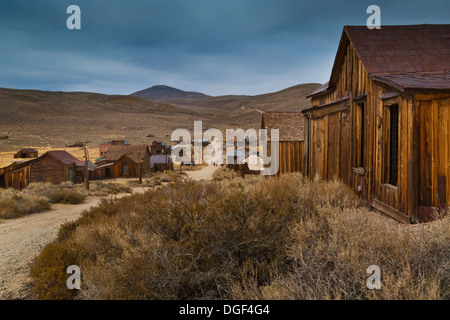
<box><xmin>0</xmin><ymin>0</ymin><xmax>449</xmax><ymax>95</ymax></box>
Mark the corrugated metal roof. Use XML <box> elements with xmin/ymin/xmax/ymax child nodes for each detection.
<box><xmin>346</xmin><ymin>24</ymin><xmax>450</xmax><ymax>90</ymax></box>
<box><xmin>261</xmin><ymin>112</ymin><xmax>305</xmax><ymax>141</ymax></box>
<box><xmin>312</xmin><ymin>24</ymin><xmax>450</xmax><ymax>96</ymax></box>
<box><xmin>46</xmin><ymin>150</ymin><xmax>85</xmax><ymax>167</ymax></box>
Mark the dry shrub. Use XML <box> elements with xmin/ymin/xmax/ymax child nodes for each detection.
<box><xmin>29</xmin><ymin>174</ymin><xmax>450</xmax><ymax>300</ymax></box>
<box><xmin>29</xmin><ymin>240</ymin><xmax>87</xmax><ymax>300</ymax></box>
<box><xmin>89</xmin><ymin>181</ymin><xmax>132</xmax><ymax>196</ymax></box>
<box><xmin>233</xmin><ymin>208</ymin><xmax>450</xmax><ymax>300</ymax></box>
<box><xmin>0</xmin><ymin>190</ymin><xmax>50</xmax><ymax>219</ymax></box>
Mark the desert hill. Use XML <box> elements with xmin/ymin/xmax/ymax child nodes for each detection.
<box><xmin>0</xmin><ymin>83</ymin><xmax>321</xmax><ymax>155</ymax></box>
<box><xmin>131</xmin><ymin>85</ymin><xmax>210</xmax><ymax>100</ymax></box>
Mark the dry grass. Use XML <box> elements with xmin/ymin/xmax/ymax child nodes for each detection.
<box><xmin>29</xmin><ymin>173</ymin><xmax>450</xmax><ymax>300</ymax></box>
<box><xmin>0</xmin><ymin>182</ymin><xmax>89</xmax><ymax>219</ymax></box>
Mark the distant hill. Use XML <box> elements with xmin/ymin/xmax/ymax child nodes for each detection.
<box><xmin>0</xmin><ymin>83</ymin><xmax>322</xmax><ymax>153</ymax></box>
<box><xmin>131</xmin><ymin>85</ymin><xmax>210</xmax><ymax>100</ymax></box>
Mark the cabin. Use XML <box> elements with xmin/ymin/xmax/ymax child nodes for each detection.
<box><xmin>261</xmin><ymin>112</ymin><xmax>305</xmax><ymax>175</ymax></box>
<box><xmin>104</xmin><ymin>144</ymin><xmax>151</xmax><ymax>174</ymax></box>
<box><xmin>93</xmin><ymin>154</ymin><xmax>142</xmax><ymax>179</ymax></box>
<box><xmin>0</xmin><ymin>150</ymin><xmax>86</xmax><ymax>189</ymax></box>
<box><xmin>14</xmin><ymin>148</ymin><xmax>39</xmax><ymax>159</ymax></box>
<box><xmin>302</xmin><ymin>24</ymin><xmax>450</xmax><ymax>223</ymax></box>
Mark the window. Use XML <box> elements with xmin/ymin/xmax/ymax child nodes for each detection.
<box><xmin>122</xmin><ymin>165</ymin><xmax>129</xmax><ymax>175</ymax></box>
<box><xmin>354</xmin><ymin>101</ymin><xmax>365</xmax><ymax>169</ymax></box>
<box><xmin>357</xmin><ymin>103</ymin><xmax>365</xmax><ymax>168</ymax></box>
<box><xmin>388</xmin><ymin>104</ymin><xmax>399</xmax><ymax>186</ymax></box>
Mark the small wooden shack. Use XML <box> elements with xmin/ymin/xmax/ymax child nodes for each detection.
<box><xmin>0</xmin><ymin>150</ymin><xmax>86</xmax><ymax>189</ymax></box>
<box><xmin>14</xmin><ymin>148</ymin><xmax>39</xmax><ymax>159</ymax></box>
<box><xmin>261</xmin><ymin>112</ymin><xmax>305</xmax><ymax>175</ymax></box>
<box><xmin>93</xmin><ymin>154</ymin><xmax>141</xmax><ymax>179</ymax></box>
<box><xmin>104</xmin><ymin>144</ymin><xmax>151</xmax><ymax>174</ymax></box>
<box><xmin>302</xmin><ymin>24</ymin><xmax>450</xmax><ymax>223</ymax></box>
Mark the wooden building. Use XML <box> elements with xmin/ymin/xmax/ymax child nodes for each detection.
<box><xmin>104</xmin><ymin>144</ymin><xmax>151</xmax><ymax>174</ymax></box>
<box><xmin>261</xmin><ymin>112</ymin><xmax>305</xmax><ymax>175</ymax></box>
<box><xmin>98</xmin><ymin>140</ymin><xmax>128</xmax><ymax>158</ymax></box>
<box><xmin>14</xmin><ymin>148</ymin><xmax>38</xmax><ymax>159</ymax></box>
<box><xmin>150</xmin><ymin>141</ymin><xmax>173</xmax><ymax>172</ymax></box>
<box><xmin>0</xmin><ymin>150</ymin><xmax>86</xmax><ymax>189</ymax></box>
<box><xmin>302</xmin><ymin>24</ymin><xmax>450</xmax><ymax>223</ymax></box>
<box><xmin>93</xmin><ymin>154</ymin><xmax>141</xmax><ymax>179</ymax></box>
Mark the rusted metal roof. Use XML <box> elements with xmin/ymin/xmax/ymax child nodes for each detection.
<box><xmin>313</xmin><ymin>24</ymin><xmax>450</xmax><ymax>96</ymax></box>
<box><xmin>346</xmin><ymin>24</ymin><xmax>450</xmax><ymax>91</ymax></box>
<box><xmin>261</xmin><ymin>112</ymin><xmax>305</xmax><ymax>141</ymax></box>
<box><xmin>46</xmin><ymin>150</ymin><xmax>85</xmax><ymax>167</ymax></box>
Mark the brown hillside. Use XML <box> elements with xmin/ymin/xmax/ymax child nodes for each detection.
<box><xmin>0</xmin><ymin>83</ymin><xmax>321</xmax><ymax>155</ymax></box>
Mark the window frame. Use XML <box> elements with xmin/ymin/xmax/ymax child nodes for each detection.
<box><xmin>382</xmin><ymin>99</ymin><xmax>400</xmax><ymax>189</ymax></box>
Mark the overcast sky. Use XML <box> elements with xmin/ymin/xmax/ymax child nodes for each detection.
<box><xmin>0</xmin><ymin>0</ymin><xmax>449</xmax><ymax>96</ymax></box>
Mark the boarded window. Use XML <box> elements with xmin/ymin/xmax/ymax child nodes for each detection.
<box><xmin>122</xmin><ymin>165</ymin><xmax>129</xmax><ymax>175</ymax></box>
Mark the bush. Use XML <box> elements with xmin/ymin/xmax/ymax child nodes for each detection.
<box><xmin>0</xmin><ymin>182</ymin><xmax>87</xmax><ymax>219</ymax></box>
<box><xmin>0</xmin><ymin>189</ymin><xmax>51</xmax><ymax>219</ymax></box>
<box><xmin>88</xmin><ymin>181</ymin><xmax>132</xmax><ymax>196</ymax></box>
<box><xmin>29</xmin><ymin>241</ymin><xmax>86</xmax><ymax>300</ymax></box>
<box><xmin>29</xmin><ymin>174</ymin><xmax>450</xmax><ymax>300</ymax></box>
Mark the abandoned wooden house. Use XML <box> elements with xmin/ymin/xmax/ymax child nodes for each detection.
<box><xmin>94</xmin><ymin>144</ymin><xmax>151</xmax><ymax>178</ymax></box>
<box><xmin>261</xmin><ymin>112</ymin><xmax>305</xmax><ymax>175</ymax></box>
<box><xmin>150</xmin><ymin>141</ymin><xmax>173</xmax><ymax>172</ymax></box>
<box><xmin>98</xmin><ymin>139</ymin><xmax>129</xmax><ymax>158</ymax></box>
<box><xmin>93</xmin><ymin>154</ymin><xmax>142</xmax><ymax>179</ymax></box>
<box><xmin>14</xmin><ymin>148</ymin><xmax>38</xmax><ymax>159</ymax></box>
<box><xmin>302</xmin><ymin>24</ymin><xmax>450</xmax><ymax>223</ymax></box>
<box><xmin>0</xmin><ymin>150</ymin><xmax>86</xmax><ymax>189</ymax></box>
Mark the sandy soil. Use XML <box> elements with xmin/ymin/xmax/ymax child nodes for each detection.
<box><xmin>0</xmin><ymin>187</ymin><xmax>147</xmax><ymax>300</ymax></box>
<box><xmin>183</xmin><ymin>164</ymin><xmax>219</xmax><ymax>181</ymax></box>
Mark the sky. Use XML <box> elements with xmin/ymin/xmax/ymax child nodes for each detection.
<box><xmin>0</xmin><ymin>0</ymin><xmax>449</xmax><ymax>96</ymax></box>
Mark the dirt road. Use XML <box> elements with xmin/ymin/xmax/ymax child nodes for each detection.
<box><xmin>0</xmin><ymin>187</ymin><xmax>148</xmax><ymax>300</ymax></box>
<box><xmin>0</xmin><ymin>197</ymin><xmax>102</xmax><ymax>299</ymax></box>
<box><xmin>184</xmin><ymin>165</ymin><xmax>219</xmax><ymax>181</ymax></box>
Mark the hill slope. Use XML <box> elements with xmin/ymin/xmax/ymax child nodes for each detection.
<box><xmin>131</xmin><ymin>85</ymin><xmax>210</xmax><ymax>100</ymax></box>
<box><xmin>0</xmin><ymin>83</ymin><xmax>321</xmax><ymax>153</ymax></box>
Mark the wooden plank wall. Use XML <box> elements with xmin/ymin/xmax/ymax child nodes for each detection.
<box><xmin>30</xmin><ymin>154</ymin><xmax>68</xmax><ymax>185</ymax></box>
<box><xmin>308</xmin><ymin>41</ymin><xmax>414</xmax><ymax>221</ymax></box>
<box><xmin>278</xmin><ymin>141</ymin><xmax>304</xmax><ymax>175</ymax></box>
<box><xmin>418</xmin><ymin>97</ymin><xmax>450</xmax><ymax>210</ymax></box>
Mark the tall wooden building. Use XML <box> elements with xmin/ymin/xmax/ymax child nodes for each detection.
<box><xmin>261</xmin><ymin>112</ymin><xmax>305</xmax><ymax>175</ymax></box>
<box><xmin>302</xmin><ymin>24</ymin><xmax>450</xmax><ymax>223</ymax></box>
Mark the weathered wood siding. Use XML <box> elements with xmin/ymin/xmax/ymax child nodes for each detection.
<box><xmin>306</xmin><ymin>38</ymin><xmax>450</xmax><ymax>223</ymax></box>
<box><xmin>29</xmin><ymin>153</ymin><xmax>70</xmax><ymax>185</ymax></box>
<box><xmin>278</xmin><ymin>141</ymin><xmax>304</xmax><ymax>175</ymax></box>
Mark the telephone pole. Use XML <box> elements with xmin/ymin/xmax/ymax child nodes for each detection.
<box><xmin>80</xmin><ymin>141</ymin><xmax>91</xmax><ymax>190</ymax></box>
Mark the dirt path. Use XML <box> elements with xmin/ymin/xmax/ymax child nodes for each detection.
<box><xmin>0</xmin><ymin>188</ymin><xmax>147</xmax><ymax>300</ymax></box>
<box><xmin>184</xmin><ymin>165</ymin><xmax>219</xmax><ymax>181</ymax></box>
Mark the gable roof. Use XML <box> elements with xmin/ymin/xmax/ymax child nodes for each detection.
<box><xmin>46</xmin><ymin>150</ymin><xmax>85</xmax><ymax>167</ymax></box>
<box><xmin>105</xmin><ymin>144</ymin><xmax>149</xmax><ymax>162</ymax></box>
<box><xmin>16</xmin><ymin>148</ymin><xmax>38</xmax><ymax>153</ymax></box>
<box><xmin>312</xmin><ymin>24</ymin><xmax>450</xmax><ymax>96</ymax></box>
<box><xmin>261</xmin><ymin>112</ymin><xmax>305</xmax><ymax>141</ymax></box>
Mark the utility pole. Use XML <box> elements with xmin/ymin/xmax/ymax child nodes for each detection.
<box><xmin>137</xmin><ymin>151</ymin><xmax>142</xmax><ymax>184</ymax></box>
<box><xmin>80</xmin><ymin>141</ymin><xmax>91</xmax><ymax>191</ymax></box>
